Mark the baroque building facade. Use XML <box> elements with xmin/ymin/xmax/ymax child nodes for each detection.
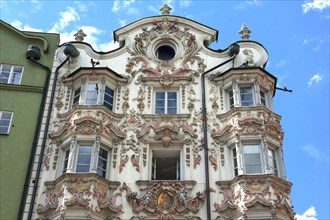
<box><xmin>23</xmin><ymin>6</ymin><xmax>295</xmax><ymax>220</ymax></box>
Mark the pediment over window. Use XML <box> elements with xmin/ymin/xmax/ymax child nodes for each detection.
<box><xmin>50</xmin><ymin>107</ymin><xmax>126</xmax><ymax>142</ymax></box>
<box><xmin>138</xmin><ymin>114</ymin><xmax>196</xmax><ymax>146</ymax></box>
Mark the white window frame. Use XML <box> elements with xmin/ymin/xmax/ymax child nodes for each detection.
<box><xmin>0</xmin><ymin>64</ymin><xmax>24</xmax><ymax>85</ymax></box>
<box><xmin>60</xmin><ymin>141</ymin><xmax>111</xmax><ymax>179</ymax></box>
<box><xmin>0</xmin><ymin>111</ymin><xmax>13</xmax><ymax>135</ymax></box>
<box><xmin>267</xmin><ymin>148</ymin><xmax>278</xmax><ymax>176</ymax></box>
<box><xmin>71</xmin><ymin>82</ymin><xmax>115</xmax><ymax>111</ymax></box>
<box><xmin>232</xmin><ymin>147</ymin><xmax>238</xmax><ymax>176</ymax></box>
<box><xmin>150</xmin><ymin>147</ymin><xmax>183</xmax><ymax>180</ymax></box>
<box><xmin>239</xmin><ymin>86</ymin><xmax>255</xmax><ymax>107</ymax></box>
<box><xmin>226</xmin><ymin>84</ymin><xmax>272</xmax><ymax>109</ymax></box>
<box><xmin>154</xmin><ymin>91</ymin><xmax>178</xmax><ymax>114</ymax></box>
<box><xmin>242</xmin><ymin>144</ymin><xmax>263</xmax><ymax>174</ymax></box>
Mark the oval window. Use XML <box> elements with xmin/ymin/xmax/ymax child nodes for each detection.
<box><xmin>156</xmin><ymin>45</ymin><xmax>176</xmax><ymax>61</ymax></box>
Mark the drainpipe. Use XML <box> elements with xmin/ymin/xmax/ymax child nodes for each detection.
<box><xmin>26</xmin><ymin>43</ymin><xmax>79</xmax><ymax>220</ymax></box>
<box><xmin>201</xmin><ymin>43</ymin><xmax>240</xmax><ymax>220</ymax></box>
<box><xmin>18</xmin><ymin>46</ymin><xmax>51</xmax><ymax>220</ymax></box>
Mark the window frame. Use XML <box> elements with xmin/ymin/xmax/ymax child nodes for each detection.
<box><xmin>150</xmin><ymin>146</ymin><xmax>183</xmax><ymax>181</ymax></box>
<box><xmin>154</xmin><ymin>91</ymin><xmax>179</xmax><ymax>114</ymax></box>
<box><xmin>60</xmin><ymin>141</ymin><xmax>111</xmax><ymax>179</ymax></box>
<box><xmin>0</xmin><ymin>64</ymin><xmax>24</xmax><ymax>85</ymax></box>
<box><xmin>71</xmin><ymin>82</ymin><xmax>115</xmax><ymax>111</ymax></box>
<box><xmin>239</xmin><ymin>86</ymin><xmax>255</xmax><ymax>107</ymax></box>
<box><xmin>0</xmin><ymin>111</ymin><xmax>14</xmax><ymax>135</ymax></box>
<box><xmin>267</xmin><ymin>148</ymin><xmax>278</xmax><ymax>176</ymax></box>
<box><xmin>242</xmin><ymin>144</ymin><xmax>263</xmax><ymax>174</ymax></box>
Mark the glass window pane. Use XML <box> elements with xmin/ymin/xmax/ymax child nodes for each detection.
<box><xmin>77</xmin><ymin>155</ymin><xmax>91</xmax><ymax>164</ymax></box>
<box><xmin>243</xmin><ymin>145</ymin><xmax>259</xmax><ymax>153</ymax></box>
<box><xmin>76</xmin><ymin>166</ymin><xmax>90</xmax><ymax>172</ymax></box>
<box><xmin>246</xmin><ymin>165</ymin><xmax>262</xmax><ymax>173</ymax></box>
<box><xmin>244</xmin><ymin>154</ymin><xmax>261</xmax><ymax>164</ymax></box>
<box><xmin>167</xmin><ymin>92</ymin><xmax>177</xmax><ymax>99</ymax></box>
<box><xmin>167</xmin><ymin>108</ymin><xmax>177</xmax><ymax>114</ymax></box>
<box><xmin>1</xmin><ymin>65</ymin><xmax>11</xmax><ymax>72</ymax></box>
<box><xmin>156</xmin><ymin>92</ymin><xmax>165</xmax><ymax>99</ymax></box>
<box><xmin>167</xmin><ymin>100</ymin><xmax>177</xmax><ymax>108</ymax></box>
<box><xmin>0</xmin><ymin>120</ymin><xmax>10</xmax><ymax>127</ymax></box>
<box><xmin>0</xmin><ymin>127</ymin><xmax>8</xmax><ymax>134</ymax></box>
<box><xmin>240</xmin><ymin>87</ymin><xmax>252</xmax><ymax>93</ymax></box>
<box><xmin>105</xmin><ymin>87</ymin><xmax>114</xmax><ymax>96</ymax></box>
<box><xmin>79</xmin><ymin>145</ymin><xmax>92</xmax><ymax>154</ymax></box>
<box><xmin>156</xmin><ymin>100</ymin><xmax>165</xmax><ymax>108</ymax></box>
<box><xmin>99</xmin><ymin>148</ymin><xmax>108</xmax><ymax>159</ymax></box>
<box><xmin>104</xmin><ymin>102</ymin><xmax>113</xmax><ymax>110</ymax></box>
<box><xmin>241</xmin><ymin>94</ymin><xmax>253</xmax><ymax>101</ymax></box>
<box><xmin>155</xmin><ymin>108</ymin><xmax>164</xmax><ymax>114</ymax></box>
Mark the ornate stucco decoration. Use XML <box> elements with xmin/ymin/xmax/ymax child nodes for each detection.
<box><xmin>242</xmin><ymin>48</ymin><xmax>255</xmax><ymax>67</ymax></box>
<box><xmin>74</xmin><ymin>29</ymin><xmax>87</xmax><ymax>42</ymax></box>
<box><xmin>37</xmin><ymin>173</ymin><xmax>122</xmax><ymax>219</ymax></box>
<box><xmin>120</xmin><ymin>135</ymin><xmax>141</xmax><ymax>173</ymax></box>
<box><xmin>239</xmin><ymin>24</ymin><xmax>251</xmax><ymax>41</ymax></box>
<box><xmin>212</xmin><ymin>107</ymin><xmax>283</xmax><ymax>144</ymax></box>
<box><xmin>137</xmin><ymin>115</ymin><xmax>196</xmax><ymax>146</ymax></box>
<box><xmin>125</xmin><ymin>17</ymin><xmax>207</xmax><ymax>85</ymax></box>
<box><xmin>214</xmin><ymin>174</ymin><xmax>295</xmax><ymax>219</ymax></box>
<box><xmin>121</xmin><ymin>181</ymin><xmax>207</xmax><ymax>219</ymax></box>
<box><xmin>160</xmin><ymin>3</ymin><xmax>172</xmax><ymax>15</ymax></box>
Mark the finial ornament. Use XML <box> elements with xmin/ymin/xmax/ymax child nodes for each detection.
<box><xmin>160</xmin><ymin>3</ymin><xmax>172</xmax><ymax>15</ymax></box>
<box><xmin>74</xmin><ymin>29</ymin><xmax>87</xmax><ymax>42</ymax></box>
<box><xmin>239</xmin><ymin>24</ymin><xmax>251</xmax><ymax>40</ymax></box>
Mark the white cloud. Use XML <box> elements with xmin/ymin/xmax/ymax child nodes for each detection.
<box><xmin>179</xmin><ymin>0</ymin><xmax>192</xmax><ymax>8</ymax></box>
<box><xmin>302</xmin><ymin>145</ymin><xmax>321</xmax><ymax>160</ymax></box>
<box><xmin>31</xmin><ymin>0</ymin><xmax>42</xmax><ymax>13</ymax></box>
<box><xmin>11</xmin><ymin>20</ymin><xmax>43</xmax><ymax>32</ymax></box>
<box><xmin>276</xmin><ymin>59</ymin><xmax>290</xmax><ymax>68</ymax></box>
<box><xmin>302</xmin><ymin>0</ymin><xmax>330</xmax><ymax>13</ymax></box>
<box><xmin>112</xmin><ymin>0</ymin><xmax>120</xmax><ymax>13</ymax></box>
<box><xmin>49</xmin><ymin>7</ymin><xmax>80</xmax><ymax>33</ymax></box>
<box><xmin>295</xmin><ymin>206</ymin><xmax>318</xmax><ymax>220</ymax></box>
<box><xmin>234</xmin><ymin>0</ymin><xmax>262</xmax><ymax>10</ymax></box>
<box><xmin>308</xmin><ymin>74</ymin><xmax>323</xmax><ymax>87</ymax></box>
<box><xmin>99</xmin><ymin>41</ymin><xmax>120</xmax><ymax>52</ymax></box>
<box><xmin>112</xmin><ymin>0</ymin><xmax>138</xmax><ymax>14</ymax></box>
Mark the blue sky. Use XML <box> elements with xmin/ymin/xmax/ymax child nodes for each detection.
<box><xmin>1</xmin><ymin>0</ymin><xmax>329</xmax><ymax>219</ymax></box>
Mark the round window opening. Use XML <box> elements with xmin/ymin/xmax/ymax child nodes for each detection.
<box><xmin>156</xmin><ymin>45</ymin><xmax>176</xmax><ymax>61</ymax></box>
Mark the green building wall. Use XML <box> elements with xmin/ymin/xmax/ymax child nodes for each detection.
<box><xmin>0</xmin><ymin>20</ymin><xmax>59</xmax><ymax>220</ymax></box>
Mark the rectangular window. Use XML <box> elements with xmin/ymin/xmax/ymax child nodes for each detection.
<box><xmin>0</xmin><ymin>65</ymin><xmax>24</xmax><ymax>85</ymax></box>
<box><xmin>268</xmin><ymin>149</ymin><xmax>278</xmax><ymax>176</ymax></box>
<box><xmin>62</xmin><ymin>149</ymin><xmax>70</xmax><ymax>173</ymax></box>
<box><xmin>0</xmin><ymin>112</ymin><xmax>13</xmax><ymax>134</ymax></box>
<box><xmin>97</xmin><ymin>147</ymin><xmax>109</xmax><ymax>178</ymax></box>
<box><xmin>151</xmin><ymin>150</ymin><xmax>181</xmax><ymax>180</ymax></box>
<box><xmin>155</xmin><ymin>91</ymin><xmax>177</xmax><ymax>114</ymax></box>
<box><xmin>233</xmin><ymin>148</ymin><xmax>238</xmax><ymax>176</ymax></box>
<box><xmin>103</xmin><ymin>86</ymin><xmax>114</xmax><ymax>111</ymax></box>
<box><xmin>260</xmin><ymin>90</ymin><xmax>266</xmax><ymax>106</ymax></box>
<box><xmin>76</xmin><ymin>145</ymin><xmax>92</xmax><ymax>173</ymax></box>
<box><xmin>240</xmin><ymin>87</ymin><xmax>254</xmax><ymax>106</ymax></box>
<box><xmin>84</xmin><ymin>83</ymin><xmax>99</xmax><ymax>105</ymax></box>
<box><xmin>229</xmin><ymin>90</ymin><xmax>234</xmax><ymax>109</ymax></box>
<box><xmin>243</xmin><ymin>145</ymin><xmax>262</xmax><ymax>174</ymax></box>
<box><xmin>72</xmin><ymin>87</ymin><xmax>81</xmax><ymax>106</ymax></box>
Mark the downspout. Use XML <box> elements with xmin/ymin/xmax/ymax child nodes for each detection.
<box><xmin>26</xmin><ymin>43</ymin><xmax>79</xmax><ymax>220</ymax></box>
<box><xmin>201</xmin><ymin>43</ymin><xmax>240</xmax><ymax>220</ymax></box>
<box><xmin>18</xmin><ymin>51</ymin><xmax>51</xmax><ymax>220</ymax></box>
